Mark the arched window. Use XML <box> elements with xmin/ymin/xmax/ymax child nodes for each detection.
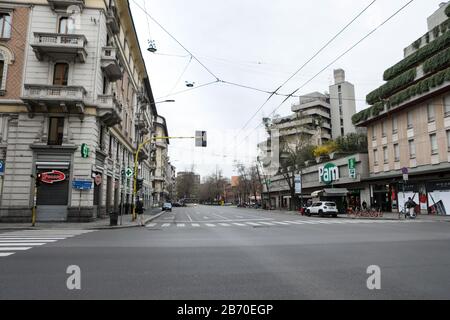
<box><xmin>0</xmin><ymin>13</ymin><xmax>11</xmax><ymax>39</ymax></box>
<box><xmin>58</xmin><ymin>16</ymin><xmax>75</xmax><ymax>34</ymax></box>
<box><xmin>0</xmin><ymin>47</ymin><xmax>13</xmax><ymax>93</ymax></box>
<box><xmin>53</xmin><ymin>63</ymin><xmax>69</xmax><ymax>86</ymax></box>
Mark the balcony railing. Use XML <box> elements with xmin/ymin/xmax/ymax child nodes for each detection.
<box><xmin>22</xmin><ymin>84</ymin><xmax>86</xmax><ymax>114</ymax></box>
<box><xmin>32</xmin><ymin>32</ymin><xmax>88</xmax><ymax>63</ymax></box>
<box><xmin>47</xmin><ymin>0</ymin><xmax>85</xmax><ymax>11</ymax></box>
<box><xmin>97</xmin><ymin>94</ymin><xmax>123</xmax><ymax>127</ymax></box>
<box><xmin>101</xmin><ymin>47</ymin><xmax>122</xmax><ymax>81</ymax></box>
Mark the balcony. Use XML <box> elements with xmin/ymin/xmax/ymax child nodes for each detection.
<box><xmin>32</xmin><ymin>32</ymin><xmax>88</xmax><ymax>63</ymax></box>
<box><xmin>106</xmin><ymin>6</ymin><xmax>120</xmax><ymax>35</ymax></box>
<box><xmin>97</xmin><ymin>94</ymin><xmax>123</xmax><ymax>127</ymax></box>
<box><xmin>22</xmin><ymin>84</ymin><xmax>86</xmax><ymax>114</ymax></box>
<box><xmin>101</xmin><ymin>47</ymin><xmax>123</xmax><ymax>81</ymax></box>
<box><xmin>47</xmin><ymin>0</ymin><xmax>85</xmax><ymax>11</ymax></box>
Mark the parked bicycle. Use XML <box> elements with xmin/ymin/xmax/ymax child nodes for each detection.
<box><xmin>347</xmin><ymin>206</ymin><xmax>383</xmax><ymax>218</ymax></box>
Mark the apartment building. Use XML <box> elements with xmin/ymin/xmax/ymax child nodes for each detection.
<box><xmin>152</xmin><ymin>115</ymin><xmax>169</xmax><ymax>206</ymax></box>
<box><xmin>0</xmin><ymin>0</ymin><xmax>159</xmax><ymax>222</ymax></box>
<box><xmin>352</xmin><ymin>2</ymin><xmax>450</xmax><ymax>215</ymax></box>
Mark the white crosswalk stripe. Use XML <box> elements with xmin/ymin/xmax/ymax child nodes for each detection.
<box><xmin>191</xmin><ymin>223</ymin><xmax>200</xmax><ymax>227</ymax></box>
<box><xmin>233</xmin><ymin>223</ymin><xmax>247</xmax><ymax>226</ymax></box>
<box><xmin>273</xmin><ymin>221</ymin><xmax>290</xmax><ymax>225</ymax></box>
<box><xmin>205</xmin><ymin>223</ymin><xmax>216</xmax><ymax>227</ymax></box>
<box><xmin>259</xmin><ymin>222</ymin><xmax>275</xmax><ymax>226</ymax></box>
<box><xmin>246</xmin><ymin>222</ymin><xmax>262</xmax><ymax>226</ymax></box>
<box><xmin>146</xmin><ymin>223</ymin><xmax>157</xmax><ymax>228</ymax></box>
<box><xmin>161</xmin><ymin>223</ymin><xmax>171</xmax><ymax>228</ymax></box>
<box><xmin>177</xmin><ymin>224</ymin><xmax>186</xmax><ymax>227</ymax></box>
<box><xmin>219</xmin><ymin>223</ymin><xmax>231</xmax><ymax>227</ymax></box>
<box><xmin>0</xmin><ymin>229</ymin><xmax>94</xmax><ymax>258</ymax></box>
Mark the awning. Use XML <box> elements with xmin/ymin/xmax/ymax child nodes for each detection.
<box><xmin>36</xmin><ymin>161</ymin><xmax>70</xmax><ymax>170</ymax></box>
<box><xmin>311</xmin><ymin>188</ymin><xmax>349</xmax><ymax>197</ymax></box>
<box><xmin>323</xmin><ymin>188</ymin><xmax>349</xmax><ymax>196</ymax></box>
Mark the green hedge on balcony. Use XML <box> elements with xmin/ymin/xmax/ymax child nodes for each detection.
<box><xmin>446</xmin><ymin>5</ymin><xmax>450</xmax><ymax>18</ymax></box>
<box><xmin>352</xmin><ymin>107</ymin><xmax>372</xmax><ymax>125</ymax></box>
<box><xmin>383</xmin><ymin>28</ymin><xmax>450</xmax><ymax>81</ymax></box>
<box><xmin>366</xmin><ymin>69</ymin><xmax>416</xmax><ymax>105</ymax></box>
<box><xmin>389</xmin><ymin>66</ymin><xmax>450</xmax><ymax>106</ymax></box>
<box><xmin>423</xmin><ymin>46</ymin><xmax>450</xmax><ymax>74</ymax></box>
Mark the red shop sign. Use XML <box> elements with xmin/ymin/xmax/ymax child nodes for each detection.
<box><xmin>39</xmin><ymin>170</ymin><xmax>66</xmax><ymax>184</ymax></box>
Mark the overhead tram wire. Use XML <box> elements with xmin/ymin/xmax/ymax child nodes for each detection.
<box><xmin>156</xmin><ymin>80</ymin><xmax>220</xmax><ymax>100</ymax></box>
<box><xmin>165</xmin><ymin>55</ymin><xmax>194</xmax><ymax>96</ymax></box>
<box><xmin>231</xmin><ymin>0</ymin><xmax>378</xmax><ymax>140</ymax></box>
<box><xmin>237</xmin><ymin>0</ymin><xmax>416</xmax><ymax>148</ymax></box>
<box><xmin>131</xmin><ymin>0</ymin><xmax>220</xmax><ymax>82</ymax></box>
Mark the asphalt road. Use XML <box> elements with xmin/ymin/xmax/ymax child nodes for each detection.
<box><xmin>0</xmin><ymin>205</ymin><xmax>449</xmax><ymax>300</ymax></box>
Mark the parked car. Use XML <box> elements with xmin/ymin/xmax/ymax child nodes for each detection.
<box><xmin>172</xmin><ymin>202</ymin><xmax>182</xmax><ymax>207</ymax></box>
<box><xmin>305</xmin><ymin>201</ymin><xmax>338</xmax><ymax>217</ymax></box>
<box><xmin>162</xmin><ymin>202</ymin><xmax>173</xmax><ymax>212</ymax></box>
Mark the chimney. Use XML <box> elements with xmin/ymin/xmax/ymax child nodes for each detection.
<box><xmin>334</xmin><ymin>69</ymin><xmax>345</xmax><ymax>84</ymax></box>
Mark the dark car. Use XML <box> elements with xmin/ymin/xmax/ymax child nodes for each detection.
<box><xmin>172</xmin><ymin>202</ymin><xmax>181</xmax><ymax>207</ymax></box>
<box><xmin>162</xmin><ymin>203</ymin><xmax>173</xmax><ymax>212</ymax></box>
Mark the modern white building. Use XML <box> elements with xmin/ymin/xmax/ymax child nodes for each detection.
<box><xmin>329</xmin><ymin>69</ymin><xmax>357</xmax><ymax>139</ymax></box>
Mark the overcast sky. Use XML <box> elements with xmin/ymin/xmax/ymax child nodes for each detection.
<box><xmin>130</xmin><ymin>0</ymin><xmax>446</xmax><ymax>179</ymax></box>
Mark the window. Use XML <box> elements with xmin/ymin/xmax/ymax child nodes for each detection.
<box><xmin>373</xmin><ymin>149</ymin><xmax>378</xmax><ymax>165</ymax></box>
<box><xmin>383</xmin><ymin>147</ymin><xmax>388</xmax><ymax>164</ymax></box>
<box><xmin>0</xmin><ymin>59</ymin><xmax>4</xmax><ymax>93</ymax></box>
<box><xmin>58</xmin><ymin>16</ymin><xmax>74</xmax><ymax>34</ymax></box>
<box><xmin>0</xmin><ymin>13</ymin><xmax>12</xmax><ymax>39</ymax></box>
<box><xmin>447</xmin><ymin>131</ymin><xmax>450</xmax><ymax>151</ymax></box>
<box><xmin>99</xmin><ymin>125</ymin><xmax>105</xmax><ymax>150</ymax></box>
<box><xmin>430</xmin><ymin>133</ymin><xmax>438</xmax><ymax>155</ymax></box>
<box><xmin>407</xmin><ymin>111</ymin><xmax>413</xmax><ymax>129</ymax></box>
<box><xmin>53</xmin><ymin>63</ymin><xmax>69</xmax><ymax>86</ymax></box>
<box><xmin>109</xmin><ymin>134</ymin><xmax>113</xmax><ymax>157</ymax></box>
<box><xmin>382</xmin><ymin>121</ymin><xmax>387</xmax><ymax>137</ymax></box>
<box><xmin>445</xmin><ymin>95</ymin><xmax>450</xmax><ymax>117</ymax></box>
<box><xmin>48</xmin><ymin>117</ymin><xmax>64</xmax><ymax>145</ymax></box>
<box><xmin>338</xmin><ymin>92</ymin><xmax>342</xmax><ymax>105</ymax></box>
<box><xmin>372</xmin><ymin>125</ymin><xmax>376</xmax><ymax>140</ymax></box>
<box><xmin>394</xmin><ymin>144</ymin><xmax>400</xmax><ymax>162</ymax></box>
<box><xmin>0</xmin><ymin>47</ymin><xmax>12</xmax><ymax>93</ymax></box>
<box><xmin>427</xmin><ymin>103</ymin><xmax>435</xmax><ymax>122</ymax></box>
<box><xmin>409</xmin><ymin>140</ymin><xmax>416</xmax><ymax>159</ymax></box>
<box><xmin>392</xmin><ymin>116</ymin><xmax>398</xmax><ymax>134</ymax></box>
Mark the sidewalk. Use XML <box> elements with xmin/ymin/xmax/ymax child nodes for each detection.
<box><xmin>252</xmin><ymin>207</ymin><xmax>450</xmax><ymax>222</ymax></box>
<box><xmin>0</xmin><ymin>208</ymin><xmax>165</xmax><ymax>231</ymax></box>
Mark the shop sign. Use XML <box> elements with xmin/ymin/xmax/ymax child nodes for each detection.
<box><xmin>348</xmin><ymin>157</ymin><xmax>356</xmax><ymax>179</ymax></box>
<box><xmin>319</xmin><ymin>163</ymin><xmax>339</xmax><ymax>185</ymax></box>
<box><xmin>81</xmin><ymin>143</ymin><xmax>90</xmax><ymax>159</ymax></box>
<box><xmin>0</xmin><ymin>160</ymin><xmax>4</xmax><ymax>176</ymax></box>
<box><xmin>73</xmin><ymin>180</ymin><xmax>93</xmax><ymax>190</ymax></box>
<box><xmin>94</xmin><ymin>174</ymin><xmax>102</xmax><ymax>186</ymax></box>
<box><xmin>39</xmin><ymin>170</ymin><xmax>66</xmax><ymax>184</ymax></box>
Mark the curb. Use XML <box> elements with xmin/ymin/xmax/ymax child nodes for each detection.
<box><xmin>0</xmin><ymin>211</ymin><xmax>165</xmax><ymax>231</ymax></box>
<box><xmin>89</xmin><ymin>210</ymin><xmax>165</xmax><ymax>230</ymax></box>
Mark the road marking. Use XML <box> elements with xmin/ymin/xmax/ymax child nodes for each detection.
<box><xmin>177</xmin><ymin>224</ymin><xmax>186</xmax><ymax>228</ymax></box>
<box><xmin>246</xmin><ymin>222</ymin><xmax>262</xmax><ymax>226</ymax></box>
<box><xmin>233</xmin><ymin>223</ymin><xmax>247</xmax><ymax>226</ymax></box>
<box><xmin>186</xmin><ymin>214</ymin><xmax>193</xmax><ymax>222</ymax></box>
<box><xmin>0</xmin><ymin>237</ymin><xmax>66</xmax><ymax>240</ymax></box>
<box><xmin>146</xmin><ymin>223</ymin><xmax>157</xmax><ymax>228</ymax></box>
<box><xmin>205</xmin><ymin>223</ymin><xmax>216</xmax><ymax>227</ymax></box>
<box><xmin>284</xmin><ymin>221</ymin><xmax>305</xmax><ymax>225</ymax></box>
<box><xmin>0</xmin><ymin>253</ymin><xmax>14</xmax><ymax>257</ymax></box>
<box><xmin>210</xmin><ymin>212</ymin><xmax>231</xmax><ymax>221</ymax></box>
<box><xmin>259</xmin><ymin>222</ymin><xmax>275</xmax><ymax>226</ymax></box>
<box><xmin>0</xmin><ymin>243</ymin><xmax>46</xmax><ymax>246</ymax></box>
<box><xmin>161</xmin><ymin>223</ymin><xmax>171</xmax><ymax>228</ymax></box>
<box><xmin>191</xmin><ymin>223</ymin><xmax>200</xmax><ymax>227</ymax></box>
<box><xmin>273</xmin><ymin>221</ymin><xmax>290</xmax><ymax>225</ymax></box>
<box><xmin>203</xmin><ymin>217</ymin><xmax>209</xmax><ymax>219</ymax></box>
<box><xmin>0</xmin><ymin>240</ymin><xmax>58</xmax><ymax>243</ymax></box>
<box><xmin>219</xmin><ymin>223</ymin><xmax>231</xmax><ymax>227</ymax></box>
<box><xmin>0</xmin><ymin>247</ymin><xmax>32</xmax><ymax>251</ymax></box>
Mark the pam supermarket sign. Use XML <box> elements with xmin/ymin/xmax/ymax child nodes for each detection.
<box><xmin>319</xmin><ymin>163</ymin><xmax>339</xmax><ymax>185</ymax></box>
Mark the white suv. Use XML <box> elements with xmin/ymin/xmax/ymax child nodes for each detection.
<box><xmin>306</xmin><ymin>201</ymin><xmax>338</xmax><ymax>217</ymax></box>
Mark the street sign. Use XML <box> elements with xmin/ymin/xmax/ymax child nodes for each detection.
<box><xmin>0</xmin><ymin>160</ymin><xmax>4</xmax><ymax>176</ymax></box>
<box><xmin>39</xmin><ymin>170</ymin><xmax>66</xmax><ymax>184</ymax></box>
<box><xmin>73</xmin><ymin>180</ymin><xmax>93</xmax><ymax>190</ymax></box>
<box><xmin>125</xmin><ymin>167</ymin><xmax>133</xmax><ymax>178</ymax></box>
<box><xmin>402</xmin><ymin>167</ymin><xmax>408</xmax><ymax>181</ymax></box>
<box><xmin>195</xmin><ymin>131</ymin><xmax>207</xmax><ymax>147</ymax></box>
<box><xmin>295</xmin><ymin>175</ymin><xmax>302</xmax><ymax>194</ymax></box>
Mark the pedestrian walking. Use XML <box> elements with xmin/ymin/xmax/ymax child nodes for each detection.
<box><xmin>136</xmin><ymin>198</ymin><xmax>145</xmax><ymax>226</ymax></box>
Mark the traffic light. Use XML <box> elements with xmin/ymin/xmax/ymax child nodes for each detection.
<box><xmin>136</xmin><ymin>178</ymin><xmax>144</xmax><ymax>191</ymax></box>
<box><xmin>195</xmin><ymin>131</ymin><xmax>207</xmax><ymax>147</ymax></box>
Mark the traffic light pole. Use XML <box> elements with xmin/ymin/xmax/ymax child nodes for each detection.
<box><xmin>132</xmin><ymin>135</ymin><xmax>198</xmax><ymax>221</ymax></box>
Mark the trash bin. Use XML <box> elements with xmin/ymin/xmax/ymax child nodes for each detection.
<box><xmin>110</xmin><ymin>212</ymin><xmax>118</xmax><ymax>226</ymax></box>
